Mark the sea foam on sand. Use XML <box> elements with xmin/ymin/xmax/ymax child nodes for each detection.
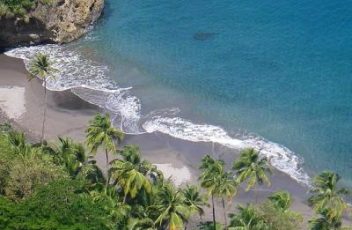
<box><xmin>5</xmin><ymin>45</ymin><xmax>311</xmax><ymax>187</ymax></box>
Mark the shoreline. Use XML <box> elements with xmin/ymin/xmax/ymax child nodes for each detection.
<box><xmin>0</xmin><ymin>54</ymin><xmax>315</xmax><ymax>223</ymax></box>
<box><xmin>5</xmin><ymin>44</ymin><xmax>311</xmax><ymax>187</ymax></box>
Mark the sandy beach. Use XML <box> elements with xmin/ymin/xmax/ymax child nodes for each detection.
<box><xmin>0</xmin><ymin>54</ymin><xmax>317</xmax><ymax>226</ymax></box>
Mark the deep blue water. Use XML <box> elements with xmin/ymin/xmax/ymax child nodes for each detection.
<box><xmin>80</xmin><ymin>0</ymin><xmax>352</xmax><ymax>182</ymax></box>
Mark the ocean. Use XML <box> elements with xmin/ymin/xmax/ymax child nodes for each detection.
<box><xmin>6</xmin><ymin>0</ymin><xmax>352</xmax><ymax>185</ymax></box>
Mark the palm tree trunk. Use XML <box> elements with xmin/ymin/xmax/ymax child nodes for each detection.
<box><xmin>105</xmin><ymin>149</ymin><xmax>110</xmax><ymax>190</ymax></box>
<box><xmin>212</xmin><ymin>194</ymin><xmax>216</xmax><ymax>230</ymax></box>
<box><xmin>222</xmin><ymin>198</ymin><xmax>228</xmax><ymax>229</ymax></box>
<box><xmin>41</xmin><ymin>79</ymin><xmax>47</xmax><ymax>145</ymax></box>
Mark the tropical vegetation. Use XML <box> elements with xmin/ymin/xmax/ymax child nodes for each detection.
<box><xmin>0</xmin><ymin>115</ymin><xmax>351</xmax><ymax>229</ymax></box>
<box><xmin>0</xmin><ymin>0</ymin><xmax>52</xmax><ymax>18</ymax></box>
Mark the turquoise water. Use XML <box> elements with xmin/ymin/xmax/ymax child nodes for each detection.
<box><xmin>87</xmin><ymin>0</ymin><xmax>352</xmax><ymax>182</ymax></box>
<box><xmin>7</xmin><ymin>0</ymin><xmax>352</xmax><ymax>184</ymax></box>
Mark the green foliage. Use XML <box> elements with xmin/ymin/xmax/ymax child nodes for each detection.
<box><xmin>0</xmin><ymin>0</ymin><xmax>52</xmax><ymax>17</ymax></box>
<box><xmin>199</xmin><ymin>155</ymin><xmax>237</xmax><ymax>199</ymax></box>
<box><xmin>309</xmin><ymin>209</ymin><xmax>342</xmax><ymax>230</ymax></box>
<box><xmin>199</xmin><ymin>155</ymin><xmax>237</xmax><ymax>228</ymax></box>
<box><xmin>0</xmin><ymin>0</ymin><xmax>34</xmax><ymax>17</ymax></box>
<box><xmin>182</xmin><ymin>185</ymin><xmax>208</xmax><ymax>216</ymax></box>
<box><xmin>228</xmin><ymin>191</ymin><xmax>303</xmax><ymax>230</ymax></box>
<box><xmin>0</xmin><ymin>2</ymin><xmax>10</xmax><ymax>17</ymax></box>
<box><xmin>6</xmin><ymin>130</ymin><xmax>28</xmax><ymax>154</ymax></box>
<box><xmin>29</xmin><ymin>52</ymin><xmax>56</xmax><ymax>80</ymax></box>
<box><xmin>0</xmin><ymin>133</ymin><xmax>16</xmax><ymax>194</ymax></box>
<box><xmin>258</xmin><ymin>199</ymin><xmax>303</xmax><ymax>230</ymax></box>
<box><xmin>110</xmin><ymin>145</ymin><xmax>153</xmax><ymax>202</ymax></box>
<box><xmin>149</xmin><ymin>183</ymin><xmax>191</xmax><ymax>230</ymax></box>
<box><xmin>308</xmin><ymin>171</ymin><xmax>349</xmax><ymax>222</ymax></box>
<box><xmin>228</xmin><ymin>204</ymin><xmax>269</xmax><ymax>230</ymax></box>
<box><xmin>86</xmin><ymin>113</ymin><xmax>124</xmax><ymax>155</ymax></box>
<box><xmin>54</xmin><ymin>137</ymin><xmax>87</xmax><ymax>176</ymax></box>
<box><xmin>0</xmin><ymin>132</ymin><xmax>68</xmax><ymax>200</ymax></box>
<box><xmin>267</xmin><ymin>190</ymin><xmax>292</xmax><ymax>211</ymax></box>
<box><xmin>110</xmin><ymin>159</ymin><xmax>152</xmax><ymax>201</ymax></box>
<box><xmin>233</xmin><ymin>148</ymin><xmax>271</xmax><ymax>192</ymax></box>
<box><xmin>198</xmin><ymin>221</ymin><xmax>224</xmax><ymax>230</ymax></box>
<box><xmin>0</xmin><ymin>117</ymin><xmax>350</xmax><ymax>229</ymax></box>
<box><xmin>4</xmin><ymin>148</ymin><xmax>68</xmax><ymax>200</ymax></box>
<box><xmin>0</xmin><ymin>123</ymin><xmax>12</xmax><ymax>132</ymax></box>
<box><xmin>0</xmin><ymin>179</ymin><xmax>116</xmax><ymax>229</ymax></box>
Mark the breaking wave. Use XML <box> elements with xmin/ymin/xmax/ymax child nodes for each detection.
<box><xmin>5</xmin><ymin>44</ymin><xmax>310</xmax><ymax>185</ymax></box>
<box><xmin>143</xmin><ymin>115</ymin><xmax>310</xmax><ymax>184</ymax></box>
<box><xmin>5</xmin><ymin>45</ymin><xmax>141</xmax><ymax>134</ymax></box>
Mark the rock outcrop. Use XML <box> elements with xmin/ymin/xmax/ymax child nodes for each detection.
<box><xmin>0</xmin><ymin>0</ymin><xmax>104</xmax><ymax>48</ymax></box>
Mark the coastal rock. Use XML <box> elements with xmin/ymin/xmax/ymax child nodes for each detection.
<box><xmin>0</xmin><ymin>0</ymin><xmax>104</xmax><ymax>48</ymax></box>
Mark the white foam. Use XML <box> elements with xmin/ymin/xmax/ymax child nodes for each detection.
<box><xmin>105</xmin><ymin>92</ymin><xmax>141</xmax><ymax>133</ymax></box>
<box><xmin>5</xmin><ymin>45</ymin><xmax>113</xmax><ymax>91</ymax></box>
<box><xmin>5</xmin><ymin>45</ymin><xmax>142</xmax><ymax>133</ymax></box>
<box><xmin>143</xmin><ymin>116</ymin><xmax>246</xmax><ymax>148</ymax></box>
<box><xmin>5</xmin><ymin>45</ymin><xmax>311</xmax><ymax>186</ymax></box>
<box><xmin>143</xmin><ymin>116</ymin><xmax>310</xmax><ymax>185</ymax></box>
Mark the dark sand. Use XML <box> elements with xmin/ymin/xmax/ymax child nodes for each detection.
<box><xmin>0</xmin><ymin>54</ymin><xmax>318</xmax><ymax>227</ymax></box>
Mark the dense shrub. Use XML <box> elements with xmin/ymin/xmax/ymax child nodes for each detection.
<box><xmin>0</xmin><ymin>179</ymin><xmax>115</xmax><ymax>229</ymax></box>
<box><xmin>0</xmin><ymin>0</ymin><xmax>52</xmax><ymax>17</ymax></box>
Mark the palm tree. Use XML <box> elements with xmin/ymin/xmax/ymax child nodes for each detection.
<box><xmin>90</xmin><ymin>188</ymin><xmax>131</xmax><ymax>229</ymax></box>
<box><xmin>199</xmin><ymin>155</ymin><xmax>237</xmax><ymax>229</ymax></box>
<box><xmin>86</xmin><ymin>113</ymin><xmax>124</xmax><ymax>189</ymax></box>
<box><xmin>233</xmin><ymin>148</ymin><xmax>271</xmax><ymax>203</ymax></box>
<box><xmin>262</xmin><ymin>190</ymin><xmax>303</xmax><ymax>230</ymax></box>
<box><xmin>217</xmin><ymin>171</ymin><xmax>237</xmax><ymax>228</ymax></box>
<box><xmin>308</xmin><ymin>171</ymin><xmax>349</xmax><ymax>222</ymax></box>
<box><xmin>199</xmin><ymin>155</ymin><xmax>224</xmax><ymax>230</ymax></box>
<box><xmin>182</xmin><ymin>185</ymin><xmax>208</xmax><ymax>229</ymax></box>
<box><xmin>109</xmin><ymin>152</ymin><xmax>152</xmax><ymax>203</ymax></box>
<box><xmin>47</xmin><ymin>137</ymin><xmax>105</xmax><ymax>191</ymax></box>
<box><xmin>150</xmin><ymin>183</ymin><xmax>191</xmax><ymax>230</ymax></box>
<box><xmin>228</xmin><ymin>204</ymin><xmax>268</xmax><ymax>230</ymax></box>
<box><xmin>55</xmin><ymin>137</ymin><xmax>86</xmax><ymax>176</ymax></box>
<box><xmin>6</xmin><ymin>130</ymin><xmax>37</xmax><ymax>157</ymax></box>
<box><xmin>309</xmin><ymin>209</ymin><xmax>342</xmax><ymax>230</ymax></box>
<box><xmin>128</xmin><ymin>217</ymin><xmax>157</xmax><ymax>230</ymax></box>
<box><xmin>268</xmin><ymin>191</ymin><xmax>292</xmax><ymax>212</ymax></box>
<box><xmin>118</xmin><ymin>145</ymin><xmax>163</xmax><ymax>182</ymax></box>
<box><xmin>6</xmin><ymin>130</ymin><xmax>27</xmax><ymax>154</ymax></box>
<box><xmin>182</xmin><ymin>185</ymin><xmax>207</xmax><ymax>217</ymax></box>
<box><xmin>29</xmin><ymin>53</ymin><xmax>56</xmax><ymax>144</ymax></box>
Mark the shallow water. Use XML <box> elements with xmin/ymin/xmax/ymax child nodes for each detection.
<box><xmin>6</xmin><ymin>0</ymin><xmax>352</xmax><ymax>185</ymax></box>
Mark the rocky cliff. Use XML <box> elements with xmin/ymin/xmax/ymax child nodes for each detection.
<box><xmin>0</xmin><ymin>0</ymin><xmax>104</xmax><ymax>48</ymax></box>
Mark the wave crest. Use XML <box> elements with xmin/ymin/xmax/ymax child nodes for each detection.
<box><xmin>6</xmin><ymin>44</ymin><xmax>310</xmax><ymax>185</ymax></box>
<box><xmin>5</xmin><ymin>45</ymin><xmax>142</xmax><ymax>133</ymax></box>
<box><xmin>143</xmin><ymin>115</ymin><xmax>310</xmax><ymax>185</ymax></box>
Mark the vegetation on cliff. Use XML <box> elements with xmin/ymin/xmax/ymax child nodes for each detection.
<box><xmin>0</xmin><ymin>0</ymin><xmax>52</xmax><ymax>18</ymax></box>
<box><xmin>0</xmin><ymin>0</ymin><xmax>104</xmax><ymax>48</ymax></box>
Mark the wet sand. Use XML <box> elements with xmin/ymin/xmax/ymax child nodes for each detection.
<box><xmin>0</xmin><ymin>55</ymin><xmax>97</xmax><ymax>141</ymax></box>
<box><xmin>0</xmin><ymin>54</ymin><xmax>316</xmax><ymax>226</ymax></box>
